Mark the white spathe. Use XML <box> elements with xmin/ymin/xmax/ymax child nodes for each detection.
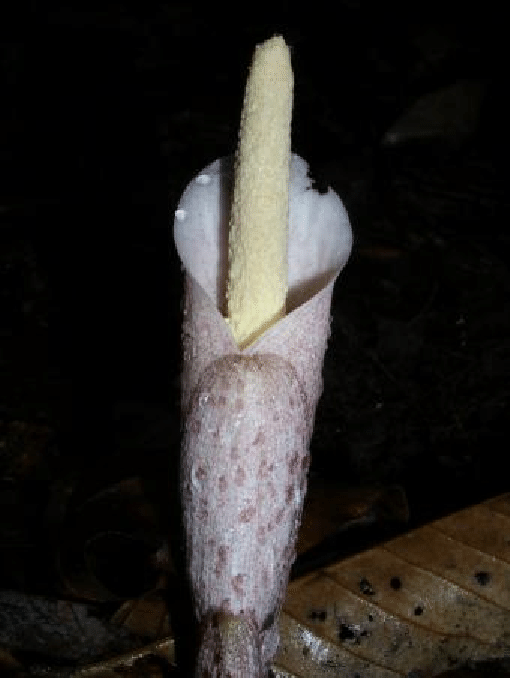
<box><xmin>175</xmin><ymin>154</ymin><xmax>352</xmax><ymax>313</ymax></box>
<box><xmin>174</xmin><ymin>154</ymin><xmax>352</xmax><ymax>677</ymax></box>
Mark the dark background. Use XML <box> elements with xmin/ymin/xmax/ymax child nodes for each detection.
<box><xmin>0</xmin><ymin>0</ymin><xmax>509</xmax><ymax>669</ymax></box>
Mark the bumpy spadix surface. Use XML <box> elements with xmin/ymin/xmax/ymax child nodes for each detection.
<box><xmin>227</xmin><ymin>35</ymin><xmax>293</xmax><ymax>348</ymax></box>
<box><xmin>174</xmin><ymin>154</ymin><xmax>352</xmax><ymax>676</ymax></box>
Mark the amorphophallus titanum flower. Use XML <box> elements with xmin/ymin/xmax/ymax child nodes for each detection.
<box><xmin>173</xmin><ymin>36</ymin><xmax>352</xmax><ymax>676</ymax></box>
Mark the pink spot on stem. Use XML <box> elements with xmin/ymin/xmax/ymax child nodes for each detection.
<box><xmin>231</xmin><ymin>574</ymin><xmax>245</xmax><ymax>596</ymax></box>
<box><xmin>215</xmin><ymin>545</ymin><xmax>228</xmax><ymax>578</ymax></box>
<box><xmin>235</xmin><ymin>466</ymin><xmax>245</xmax><ymax>486</ymax></box>
<box><xmin>286</xmin><ymin>484</ymin><xmax>295</xmax><ymax>504</ymax></box>
<box><xmin>239</xmin><ymin>505</ymin><xmax>256</xmax><ymax>523</ymax></box>
<box><xmin>253</xmin><ymin>430</ymin><xmax>265</xmax><ymax>446</ymax></box>
<box><xmin>288</xmin><ymin>451</ymin><xmax>300</xmax><ymax>473</ymax></box>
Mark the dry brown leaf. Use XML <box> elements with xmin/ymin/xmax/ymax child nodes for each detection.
<box><xmin>72</xmin><ymin>637</ymin><xmax>176</xmax><ymax>678</ymax></box>
<box><xmin>382</xmin><ymin>80</ymin><xmax>486</xmax><ymax>147</ymax></box>
<box><xmin>297</xmin><ymin>482</ymin><xmax>409</xmax><ymax>555</ymax></box>
<box><xmin>70</xmin><ymin>495</ymin><xmax>509</xmax><ymax>677</ymax></box>
<box><xmin>275</xmin><ymin>493</ymin><xmax>510</xmax><ymax>677</ymax></box>
<box><xmin>111</xmin><ymin>597</ymin><xmax>171</xmax><ymax>638</ymax></box>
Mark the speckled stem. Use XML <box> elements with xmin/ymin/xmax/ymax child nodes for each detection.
<box><xmin>174</xmin><ymin>155</ymin><xmax>352</xmax><ymax>676</ymax></box>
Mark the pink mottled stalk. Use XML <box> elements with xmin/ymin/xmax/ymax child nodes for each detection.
<box><xmin>174</xmin><ymin>154</ymin><xmax>352</xmax><ymax>676</ymax></box>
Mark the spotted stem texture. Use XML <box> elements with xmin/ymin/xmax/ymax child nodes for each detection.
<box><xmin>174</xmin><ymin>154</ymin><xmax>352</xmax><ymax>676</ymax></box>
